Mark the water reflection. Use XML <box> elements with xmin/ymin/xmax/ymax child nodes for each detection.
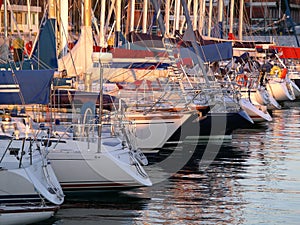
<box><xmin>32</xmin><ymin>191</ymin><xmax>151</xmax><ymax>225</ymax></box>
<box><xmin>33</xmin><ymin>106</ymin><xmax>300</xmax><ymax>225</ymax></box>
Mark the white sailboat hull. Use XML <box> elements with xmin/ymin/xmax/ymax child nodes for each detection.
<box><xmin>0</xmin><ymin>139</ymin><xmax>64</xmax><ymax>205</ymax></box>
<box><xmin>239</xmin><ymin>99</ymin><xmax>272</xmax><ymax>123</ymax></box>
<box><xmin>241</xmin><ymin>87</ymin><xmax>281</xmax><ymax>110</ymax></box>
<box><xmin>0</xmin><ymin>206</ymin><xmax>58</xmax><ymax>225</ymax></box>
<box><xmin>47</xmin><ymin>138</ymin><xmax>152</xmax><ymax>191</ymax></box>
<box><xmin>122</xmin><ymin>111</ymin><xmax>193</xmax><ymax>149</ymax></box>
<box><xmin>266</xmin><ymin>78</ymin><xmax>295</xmax><ymax>101</ymax></box>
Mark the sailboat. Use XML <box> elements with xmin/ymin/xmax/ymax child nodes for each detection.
<box><xmin>45</xmin><ymin>89</ymin><xmax>152</xmax><ymax>190</ymax></box>
<box><xmin>43</xmin><ymin>0</ymin><xmax>152</xmax><ymax>191</ymax></box>
<box><xmin>0</xmin><ymin>70</ymin><xmax>64</xmax><ymax>225</ymax></box>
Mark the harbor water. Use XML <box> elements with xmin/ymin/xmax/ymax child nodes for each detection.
<box><xmin>33</xmin><ymin>103</ymin><xmax>300</xmax><ymax>225</ymax></box>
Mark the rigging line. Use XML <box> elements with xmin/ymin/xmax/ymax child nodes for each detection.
<box><xmin>135</xmin><ymin>8</ymin><xmax>143</xmax><ymax>33</ymax></box>
<box><xmin>104</xmin><ymin>0</ymin><xmax>117</xmax><ymax>35</ymax></box>
<box><xmin>93</xmin><ymin>0</ymin><xmax>99</xmax><ymax>12</ymax></box>
<box><xmin>57</xmin><ymin>6</ymin><xmax>70</xmax><ymax>56</ymax></box>
<box><xmin>5</xmin><ymin>0</ymin><xmax>22</xmax><ymax>38</ymax></box>
<box><xmin>29</xmin><ymin>3</ymin><xmax>48</xmax><ymax>59</ymax></box>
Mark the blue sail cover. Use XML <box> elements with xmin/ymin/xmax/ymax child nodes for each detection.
<box><xmin>0</xmin><ymin>69</ymin><xmax>54</xmax><ymax>105</ymax></box>
<box><xmin>31</xmin><ymin>18</ymin><xmax>58</xmax><ymax>70</ymax></box>
<box><xmin>180</xmin><ymin>42</ymin><xmax>233</xmax><ymax>63</ymax></box>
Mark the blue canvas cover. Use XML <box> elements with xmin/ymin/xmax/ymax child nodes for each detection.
<box><xmin>180</xmin><ymin>41</ymin><xmax>233</xmax><ymax>63</ymax></box>
<box><xmin>31</xmin><ymin>18</ymin><xmax>58</xmax><ymax>69</ymax></box>
<box><xmin>0</xmin><ymin>69</ymin><xmax>54</xmax><ymax>105</ymax></box>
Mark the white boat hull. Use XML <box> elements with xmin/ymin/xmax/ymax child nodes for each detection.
<box><xmin>0</xmin><ymin>205</ymin><xmax>58</xmax><ymax>225</ymax></box>
<box><xmin>240</xmin><ymin>99</ymin><xmax>272</xmax><ymax>123</ymax></box>
<box><xmin>122</xmin><ymin>111</ymin><xmax>193</xmax><ymax>149</ymax></box>
<box><xmin>266</xmin><ymin>78</ymin><xmax>295</xmax><ymax>101</ymax></box>
<box><xmin>0</xmin><ymin>139</ymin><xmax>64</xmax><ymax>205</ymax></box>
<box><xmin>47</xmin><ymin>137</ymin><xmax>152</xmax><ymax>191</ymax></box>
<box><xmin>241</xmin><ymin>87</ymin><xmax>281</xmax><ymax>110</ymax></box>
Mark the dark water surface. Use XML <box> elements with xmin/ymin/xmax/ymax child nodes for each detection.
<box><xmin>34</xmin><ymin>103</ymin><xmax>300</xmax><ymax>225</ymax></box>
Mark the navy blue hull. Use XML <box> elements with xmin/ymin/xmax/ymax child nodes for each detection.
<box><xmin>292</xmin><ymin>79</ymin><xmax>300</xmax><ymax>89</ymax></box>
<box><xmin>166</xmin><ymin>110</ymin><xmax>253</xmax><ymax>143</ymax></box>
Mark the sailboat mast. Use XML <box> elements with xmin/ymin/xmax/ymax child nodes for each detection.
<box><xmin>174</xmin><ymin>0</ymin><xmax>181</xmax><ymax>34</ymax></box>
<box><xmin>27</xmin><ymin>0</ymin><xmax>31</xmax><ymax>38</ymax></box>
<box><xmin>217</xmin><ymin>0</ymin><xmax>223</xmax><ymax>38</ymax></box>
<box><xmin>193</xmin><ymin>0</ymin><xmax>198</xmax><ymax>31</ymax></box>
<box><xmin>229</xmin><ymin>0</ymin><xmax>234</xmax><ymax>35</ymax></box>
<box><xmin>238</xmin><ymin>0</ymin><xmax>244</xmax><ymax>40</ymax></box>
<box><xmin>207</xmin><ymin>0</ymin><xmax>213</xmax><ymax>37</ymax></box>
<box><xmin>130</xmin><ymin>0</ymin><xmax>135</xmax><ymax>32</ymax></box>
<box><xmin>142</xmin><ymin>0</ymin><xmax>148</xmax><ymax>33</ymax></box>
<box><xmin>99</xmin><ymin>0</ymin><xmax>106</xmax><ymax>47</ymax></box>
<box><xmin>48</xmin><ymin>0</ymin><xmax>56</xmax><ymax>19</ymax></box>
<box><xmin>198</xmin><ymin>0</ymin><xmax>205</xmax><ymax>35</ymax></box>
<box><xmin>165</xmin><ymin>0</ymin><xmax>170</xmax><ymax>35</ymax></box>
<box><xmin>115</xmin><ymin>0</ymin><xmax>121</xmax><ymax>47</ymax></box>
<box><xmin>84</xmin><ymin>0</ymin><xmax>91</xmax><ymax>27</ymax></box>
<box><xmin>4</xmin><ymin>0</ymin><xmax>8</xmax><ymax>39</ymax></box>
<box><xmin>59</xmin><ymin>0</ymin><xmax>68</xmax><ymax>56</ymax></box>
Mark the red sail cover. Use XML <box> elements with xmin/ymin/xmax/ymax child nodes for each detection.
<box><xmin>256</xmin><ymin>45</ymin><xmax>300</xmax><ymax>59</ymax></box>
<box><xmin>272</xmin><ymin>46</ymin><xmax>300</xmax><ymax>59</ymax></box>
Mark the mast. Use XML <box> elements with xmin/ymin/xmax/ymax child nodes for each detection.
<box><xmin>207</xmin><ymin>0</ymin><xmax>213</xmax><ymax>37</ymax></box>
<box><xmin>59</xmin><ymin>0</ymin><xmax>69</xmax><ymax>56</ymax></box>
<box><xmin>27</xmin><ymin>0</ymin><xmax>31</xmax><ymax>38</ymax></box>
<box><xmin>83</xmin><ymin>0</ymin><xmax>92</xmax><ymax>92</ymax></box>
<box><xmin>130</xmin><ymin>0</ymin><xmax>135</xmax><ymax>32</ymax></box>
<box><xmin>193</xmin><ymin>0</ymin><xmax>198</xmax><ymax>31</ymax></box>
<box><xmin>84</xmin><ymin>0</ymin><xmax>91</xmax><ymax>27</ymax></box>
<box><xmin>142</xmin><ymin>0</ymin><xmax>148</xmax><ymax>33</ymax></box>
<box><xmin>217</xmin><ymin>0</ymin><xmax>223</xmax><ymax>38</ymax></box>
<box><xmin>229</xmin><ymin>0</ymin><xmax>234</xmax><ymax>35</ymax></box>
<box><xmin>4</xmin><ymin>0</ymin><xmax>8</xmax><ymax>39</ymax></box>
<box><xmin>99</xmin><ymin>0</ymin><xmax>106</xmax><ymax>47</ymax></box>
<box><xmin>115</xmin><ymin>0</ymin><xmax>121</xmax><ymax>47</ymax></box>
<box><xmin>238</xmin><ymin>0</ymin><xmax>244</xmax><ymax>40</ymax></box>
<box><xmin>48</xmin><ymin>0</ymin><xmax>56</xmax><ymax>19</ymax></box>
<box><xmin>174</xmin><ymin>0</ymin><xmax>180</xmax><ymax>34</ymax></box>
<box><xmin>104</xmin><ymin>0</ymin><xmax>116</xmax><ymax>35</ymax></box>
<box><xmin>198</xmin><ymin>0</ymin><xmax>205</xmax><ymax>35</ymax></box>
<box><xmin>164</xmin><ymin>0</ymin><xmax>170</xmax><ymax>35</ymax></box>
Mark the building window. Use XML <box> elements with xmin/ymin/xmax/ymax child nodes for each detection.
<box><xmin>25</xmin><ymin>13</ymin><xmax>27</xmax><ymax>25</ymax></box>
<box><xmin>16</xmin><ymin>12</ymin><xmax>22</xmax><ymax>24</ymax></box>
<box><xmin>32</xmin><ymin>14</ymin><xmax>36</xmax><ymax>25</ymax></box>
